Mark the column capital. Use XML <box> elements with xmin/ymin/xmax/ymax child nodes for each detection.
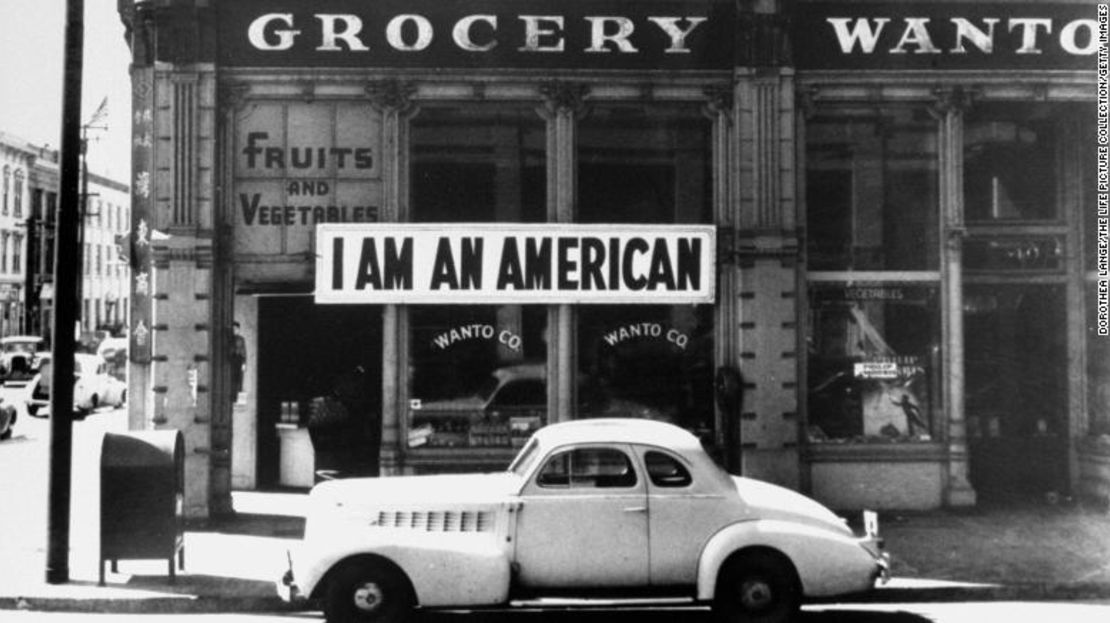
<box><xmin>366</xmin><ymin>80</ymin><xmax>417</xmax><ymax>115</ymax></box>
<box><xmin>931</xmin><ymin>86</ymin><xmax>976</xmax><ymax>118</ymax></box>
<box><xmin>539</xmin><ymin>81</ymin><xmax>590</xmax><ymax>118</ymax></box>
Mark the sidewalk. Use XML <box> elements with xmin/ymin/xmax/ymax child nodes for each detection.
<box><xmin>1</xmin><ymin>491</ymin><xmax>1109</xmax><ymax>614</ymax></box>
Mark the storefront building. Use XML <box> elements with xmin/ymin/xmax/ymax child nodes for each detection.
<box><xmin>117</xmin><ymin>0</ymin><xmax>1101</xmax><ymax>518</ymax></box>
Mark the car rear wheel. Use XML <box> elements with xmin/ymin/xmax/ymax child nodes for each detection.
<box><xmin>323</xmin><ymin>559</ymin><xmax>414</xmax><ymax>623</ymax></box>
<box><xmin>713</xmin><ymin>549</ymin><xmax>801</xmax><ymax>623</ymax></box>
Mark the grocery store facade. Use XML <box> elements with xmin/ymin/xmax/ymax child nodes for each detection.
<box><xmin>118</xmin><ymin>0</ymin><xmax>1103</xmax><ymax>518</ymax></box>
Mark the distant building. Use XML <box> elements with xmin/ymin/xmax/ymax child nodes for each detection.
<box><xmin>0</xmin><ymin>130</ymin><xmax>130</xmax><ymax>342</ymax></box>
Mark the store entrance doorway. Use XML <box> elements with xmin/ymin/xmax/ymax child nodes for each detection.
<box><xmin>965</xmin><ymin>284</ymin><xmax>1068</xmax><ymax>503</ymax></box>
<box><xmin>256</xmin><ymin>297</ymin><xmax>383</xmax><ymax>488</ymax></box>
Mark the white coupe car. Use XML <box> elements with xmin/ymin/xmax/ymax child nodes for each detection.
<box><xmin>26</xmin><ymin>353</ymin><xmax>127</xmax><ymax>417</ymax></box>
<box><xmin>280</xmin><ymin>418</ymin><xmax>888</xmax><ymax>623</ymax></box>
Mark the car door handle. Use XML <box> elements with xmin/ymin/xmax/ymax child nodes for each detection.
<box><xmin>623</xmin><ymin>506</ymin><xmax>647</xmax><ymax>513</ymax></box>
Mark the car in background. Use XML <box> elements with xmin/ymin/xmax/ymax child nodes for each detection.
<box><xmin>0</xmin><ymin>400</ymin><xmax>15</xmax><ymax>440</ymax></box>
<box><xmin>0</xmin><ymin>335</ymin><xmax>46</xmax><ymax>375</ymax></box>
<box><xmin>95</xmin><ymin>336</ymin><xmax>129</xmax><ymax>381</ymax></box>
<box><xmin>280</xmin><ymin>418</ymin><xmax>889</xmax><ymax>623</ymax></box>
<box><xmin>27</xmin><ymin>353</ymin><xmax>127</xmax><ymax>417</ymax></box>
<box><xmin>410</xmin><ymin>363</ymin><xmax>675</xmax><ymax>448</ymax></box>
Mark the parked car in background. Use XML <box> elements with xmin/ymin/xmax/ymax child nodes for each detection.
<box><xmin>28</xmin><ymin>353</ymin><xmax>127</xmax><ymax>417</ymax></box>
<box><xmin>0</xmin><ymin>400</ymin><xmax>15</xmax><ymax>440</ymax></box>
<box><xmin>410</xmin><ymin>363</ymin><xmax>674</xmax><ymax>448</ymax></box>
<box><xmin>95</xmin><ymin>336</ymin><xmax>129</xmax><ymax>381</ymax></box>
<box><xmin>0</xmin><ymin>335</ymin><xmax>46</xmax><ymax>375</ymax></box>
<box><xmin>280</xmin><ymin>418</ymin><xmax>889</xmax><ymax>623</ymax></box>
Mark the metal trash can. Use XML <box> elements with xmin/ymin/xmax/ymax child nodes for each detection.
<box><xmin>99</xmin><ymin>430</ymin><xmax>185</xmax><ymax>586</ymax></box>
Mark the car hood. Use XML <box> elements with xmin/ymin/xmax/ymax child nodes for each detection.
<box><xmin>733</xmin><ymin>476</ymin><xmax>852</xmax><ymax>536</ymax></box>
<box><xmin>310</xmin><ymin>472</ymin><xmax>521</xmax><ymax>511</ymax></box>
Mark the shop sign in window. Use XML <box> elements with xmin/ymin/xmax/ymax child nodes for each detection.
<box><xmin>807</xmin><ymin>284</ymin><xmax>940</xmax><ymax>443</ymax></box>
<box><xmin>963</xmin><ymin>236</ymin><xmax>1065</xmax><ymax>272</ymax></box>
<box><xmin>233</xmin><ymin>102</ymin><xmax>382</xmax><ymax>258</ymax></box>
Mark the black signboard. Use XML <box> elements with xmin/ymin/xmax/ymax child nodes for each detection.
<box><xmin>793</xmin><ymin>2</ymin><xmax>1099</xmax><ymax>71</ymax></box>
<box><xmin>217</xmin><ymin>0</ymin><xmax>735</xmax><ymax>71</ymax></box>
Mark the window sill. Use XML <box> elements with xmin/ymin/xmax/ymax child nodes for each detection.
<box><xmin>802</xmin><ymin>441</ymin><xmax>947</xmax><ymax>463</ymax></box>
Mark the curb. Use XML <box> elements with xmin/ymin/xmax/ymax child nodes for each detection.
<box><xmin>834</xmin><ymin>582</ymin><xmax>1110</xmax><ymax>604</ymax></box>
<box><xmin>4</xmin><ymin>583</ymin><xmax>1110</xmax><ymax>614</ymax></box>
<box><xmin>0</xmin><ymin>595</ymin><xmax>307</xmax><ymax>614</ymax></box>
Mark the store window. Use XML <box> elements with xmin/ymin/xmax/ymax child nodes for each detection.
<box><xmin>806</xmin><ymin>284</ymin><xmax>940</xmax><ymax>442</ymax></box>
<box><xmin>805</xmin><ymin>106</ymin><xmax>941</xmax><ymax>443</ymax></box>
<box><xmin>964</xmin><ymin>104</ymin><xmax>1061</xmax><ymax>223</ymax></box>
<box><xmin>13</xmin><ymin>170</ymin><xmax>23</xmax><ymax>218</ymax></box>
<box><xmin>576</xmin><ymin>104</ymin><xmax>715</xmax><ymax>435</ymax></box>
<box><xmin>805</xmin><ymin>107</ymin><xmax>939</xmax><ymax>271</ymax></box>
<box><xmin>407</xmin><ymin>105</ymin><xmax>548</xmax><ymax>450</ymax></box>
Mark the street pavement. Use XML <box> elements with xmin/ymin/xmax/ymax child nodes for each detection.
<box><xmin>2</xmin><ymin>410</ymin><xmax>1110</xmax><ymax>615</ymax></box>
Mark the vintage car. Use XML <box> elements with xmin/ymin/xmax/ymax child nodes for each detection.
<box><xmin>0</xmin><ymin>335</ymin><xmax>46</xmax><ymax>375</ymax></box>
<box><xmin>27</xmin><ymin>353</ymin><xmax>127</xmax><ymax>417</ymax></box>
<box><xmin>0</xmin><ymin>400</ymin><xmax>15</xmax><ymax>440</ymax></box>
<box><xmin>410</xmin><ymin>363</ymin><xmax>673</xmax><ymax>448</ymax></box>
<box><xmin>279</xmin><ymin>418</ymin><xmax>888</xmax><ymax>623</ymax></box>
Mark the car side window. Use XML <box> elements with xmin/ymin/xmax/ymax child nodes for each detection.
<box><xmin>644</xmin><ymin>451</ymin><xmax>692</xmax><ymax>488</ymax></box>
<box><xmin>536</xmin><ymin>447</ymin><xmax>638</xmax><ymax>489</ymax></box>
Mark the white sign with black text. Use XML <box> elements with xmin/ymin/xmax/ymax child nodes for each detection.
<box><xmin>315</xmin><ymin>223</ymin><xmax>716</xmax><ymax>304</ymax></box>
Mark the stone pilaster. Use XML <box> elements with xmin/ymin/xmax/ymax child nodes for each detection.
<box><xmin>733</xmin><ymin>68</ymin><xmax>800</xmax><ymax>488</ymax></box>
<box><xmin>539</xmin><ymin>82</ymin><xmax>589</xmax><ymax>424</ymax></box>
<box><xmin>933</xmin><ymin>88</ymin><xmax>977</xmax><ymax>507</ymax></box>
<box><xmin>367</xmin><ymin>80</ymin><xmax>416</xmax><ymax>476</ymax></box>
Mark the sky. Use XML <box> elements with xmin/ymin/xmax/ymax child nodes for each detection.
<box><xmin>0</xmin><ymin>0</ymin><xmax>133</xmax><ymax>180</ymax></box>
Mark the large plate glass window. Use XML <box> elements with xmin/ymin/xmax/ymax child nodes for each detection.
<box><xmin>407</xmin><ymin>105</ymin><xmax>547</xmax><ymax>450</ymax></box>
<box><xmin>964</xmin><ymin>103</ymin><xmax>1061</xmax><ymax>223</ymax></box>
<box><xmin>806</xmin><ymin>107</ymin><xmax>939</xmax><ymax>272</ymax></box>
<box><xmin>575</xmin><ymin>104</ymin><xmax>715</xmax><ymax>437</ymax></box>
<box><xmin>805</xmin><ymin>105</ymin><xmax>941</xmax><ymax>443</ymax></box>
<box><xmin>807</xmin><ymin>283</ymin><xmax>940</xmax><ymax>442</ymax></box>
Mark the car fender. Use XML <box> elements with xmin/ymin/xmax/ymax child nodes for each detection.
<box><xmin>299</xmin><ymin>531</ymin><xmax>512</xmax><ymax>607</ymax></box>
<box><xmin>696</xmin><ymin>519</ymin><xmax>879</xmax><ymax>600</ymax></box>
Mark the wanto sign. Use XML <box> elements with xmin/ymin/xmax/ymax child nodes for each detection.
<box><xmin>315</xmin><ymin>224</ymin><xmax>716</xmax><ymax>305</ymax></box>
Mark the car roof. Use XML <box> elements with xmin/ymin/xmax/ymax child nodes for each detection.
<box><xmin>1</xmin><ymin>336</ymin><xmax>43</xmax><ymax>345</ymax></box>
<box><xmin>533</xmin><ymin>417</ymin><xmax>704</xmax><ymax>452</ymax></box>
<box><xmin>492</xmin><ymin>362</ymin><xmax>545</xmax><ymax>382</ymax></box>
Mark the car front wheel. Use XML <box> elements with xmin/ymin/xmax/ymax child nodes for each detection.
<box><xmin>713</xmin><ymin>549</ymin><xmax>801</xmax><ymax>623</ymax></box>
<box><xmin>324</xmin><ymin>559</ymin><xmax>414</xmax><ymax>623</ymax></box>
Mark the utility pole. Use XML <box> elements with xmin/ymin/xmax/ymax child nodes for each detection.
<box><xmin>46</xmin><ymin>0</ymin><xmax>85</xmax><ymax>585</ymax></box>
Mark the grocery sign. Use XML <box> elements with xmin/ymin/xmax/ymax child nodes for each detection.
<box><xmin>218</xmin><ymin>0</ymin><xmax>735</xmax><ymax>70</ymax></box>
<box><xmin>315</xmin><ymin>223</ymin><xmax>715</xmax><ymax>304</ymax></box>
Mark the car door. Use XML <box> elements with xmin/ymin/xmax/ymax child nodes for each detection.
<box><xmin>642</xmin><ymin>448</ymin><xmax>735</xmax><ymax>586</ymax></box>
<box><xmin>513</xmin><ymin>444</ymin><xmax>648</xmax><ymax>588</ymax></box>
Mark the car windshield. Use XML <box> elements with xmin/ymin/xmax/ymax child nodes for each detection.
<box><xmin>475</xmin><ymin>375</ymin><xmax>502</xmax><ymax>402</ymax></box>
<box><xmin>507</xmin><ymin>437</ymin><xmax>541</xmax><ymax>477</ymax></box>
<box><xmin>2</xmin><ymin>342</ymin><xmax>38</xmax><ymax>354</ymax></box>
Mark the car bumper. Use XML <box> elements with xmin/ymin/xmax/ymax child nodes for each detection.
<box><xmin>857</xmin><ymin>533</ymin><xmax>890</xmax><ymax>586</ymax></box>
